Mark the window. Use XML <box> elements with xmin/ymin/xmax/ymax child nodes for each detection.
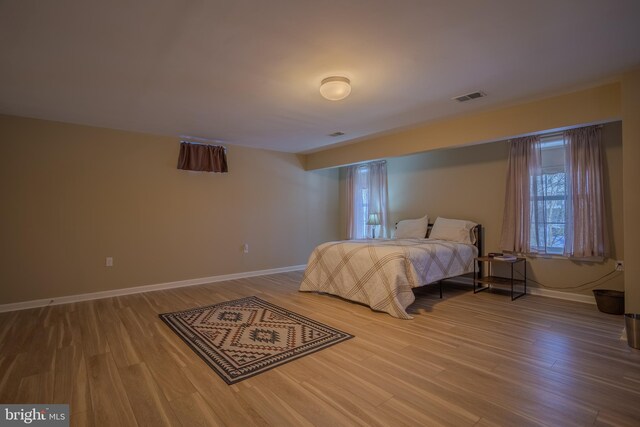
<box><xmin>347</xmin><ymin>161</ymin><xmax>388</xmax><ymax>239</ymax></box>
<box><xmin>530</xmin><ymin>133</ymin><xmax>567</xmax><ymax>254</ymax></box>
<box><xmin>501</xmin><ymin>125</ymin><xmax>607</xmax><ymax>258</ymax></box>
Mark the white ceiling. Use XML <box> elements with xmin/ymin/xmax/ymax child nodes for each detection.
<box><xmin>1</xmin><ymin>0</ymin><xmax>639</xmax><ymax>153</ymax></box>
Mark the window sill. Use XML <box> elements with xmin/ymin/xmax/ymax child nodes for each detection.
<box><xmin>525</xmin><ymin>253</ymin><xmax>568</xmax><ymax>260</ymax></box>
<box><xmin>519</xmin><ymin>253</ymin><xmax>606</xmax><ymax>263</ymax></box>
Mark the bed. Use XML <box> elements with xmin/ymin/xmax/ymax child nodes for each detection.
<box><xmin>299</xmin><ymin>219</ymin><xmax>482</xmax><ymax>319</ymax></box>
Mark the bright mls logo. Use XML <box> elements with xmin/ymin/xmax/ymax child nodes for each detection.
<box><xmin>1</xmin><ymin>405</ymin><xmax>69</xmax><ymax>426</ymax></box>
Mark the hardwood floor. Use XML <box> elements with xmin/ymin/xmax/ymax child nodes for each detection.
<box><xmin>1</xmin><ymin>272</ymin><xmax>639</xmax><ymax>426</ymax></box>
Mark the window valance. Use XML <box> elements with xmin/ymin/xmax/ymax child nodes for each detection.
<box><xmin>177</xmin><ymin>141</ymin><xmax>228</xmax><ymax>173</ymax></box>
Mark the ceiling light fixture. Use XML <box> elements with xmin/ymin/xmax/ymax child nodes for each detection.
<box><xmin>320</xmin><ymin>76</ymin><xmax>351</xmax><ymax>101</ymax></box>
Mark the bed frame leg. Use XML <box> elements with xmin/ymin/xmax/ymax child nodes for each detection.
<box><xmin>439</xmin><ymin>281</ymin><xmax>443</xmax><ymax>299</ymax></box>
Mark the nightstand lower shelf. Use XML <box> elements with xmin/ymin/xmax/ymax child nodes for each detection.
<box><xmin>474</xmin><ymin>257</ymin><xmax>527</xmax><ymax>301</ymax></box>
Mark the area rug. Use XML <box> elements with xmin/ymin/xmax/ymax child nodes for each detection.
<box><xmin>159</xmin><ymin>296</ymin><xmax>353</xmax><ymax>384</ymax></box>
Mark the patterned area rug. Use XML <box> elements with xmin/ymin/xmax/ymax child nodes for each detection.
<box><xmin>160</xmin><ymin>296</ymin><xmax>353</xmax><ymax>384</ymax></box>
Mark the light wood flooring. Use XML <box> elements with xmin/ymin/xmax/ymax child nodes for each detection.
<box><xmin>1</xmin><ymin>272</ymin><xmax>639</xmax><ymax>426</ymax></box>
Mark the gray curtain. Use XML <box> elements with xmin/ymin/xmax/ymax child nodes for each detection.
<box><xmin>500</xmin><ymin>135</ymin><xmax>542</xmax><ymax>253</ymax></box>
<box><xmin>563</xmin><ymin>126</ymin><xmax>608</xmax><ymax>258</ymax></box>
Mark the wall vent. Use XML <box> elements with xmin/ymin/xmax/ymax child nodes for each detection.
<box><xmin>452</xmin><ymin>91</ymin><xmax>487</xmax><ymax>102</ymax></box>
<box><xmin>329</xmin><ymin>131</ymin><xmax>345</xmax><ymax>137</ymax></box>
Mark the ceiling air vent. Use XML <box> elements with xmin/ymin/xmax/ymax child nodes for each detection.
<box><xmin>452</xmin><ymin>91</ymin><xmax>487</xmax><ymax>102</ymax></box>
<box><xmin>329</xmin><ymin>131</ymin><xmax>345</xmax><ymax>137</ymax></box>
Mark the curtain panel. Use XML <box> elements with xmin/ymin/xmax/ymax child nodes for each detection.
<box><xmin>499</xmin><ymin>135</ymin><xmax>542</xmax><ymax>253</ymax></box>
<box><xmin>177</xmin><ymin>142</ymin><xmax>228</xmax><ymax>173</ymax></box>
<box><xmin>346</xmin><ymin>166</ymin><xmax>357</xmax><ymax>239</ymax></box>
<box><xmin>346</xmin><ymin>161</ymin><xmax>389</xmax><ymax>239</ymax></box>
<box><xmin>563</xmin><ymin>126</ymin><xmax>608</xmax><ymax>258</ymax></box>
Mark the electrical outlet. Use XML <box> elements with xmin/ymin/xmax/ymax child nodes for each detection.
<box><xmin>242</xmin><ymin>243</ymin><xmax>249</xmax><ymax>254</ymax></box>
<box><xmin>615</xmin><ymin>260</ymin><xmax>624</xmax><ymax>271</ymax></box>
<box><xmin>105</xmin><ymin>257</ymin><xmax>113</xmax><ymax>267</ymax></box>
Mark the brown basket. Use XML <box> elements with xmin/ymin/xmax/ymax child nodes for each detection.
<box><xmin>592</xmin><ymin>289</ymin><xmax>624</xmax><ymax>315</ymax></box>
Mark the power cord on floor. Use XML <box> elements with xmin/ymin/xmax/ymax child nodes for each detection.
<box><xmin>513</xmin><ymin>268</ymin><xmax>621</xmax><ymax>290</ymax></box>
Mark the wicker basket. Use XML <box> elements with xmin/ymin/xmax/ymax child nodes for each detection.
<box><xmin>592</xmin><ymin>289</ymin><xmax>624</xmax><ymax>315</ymax></box>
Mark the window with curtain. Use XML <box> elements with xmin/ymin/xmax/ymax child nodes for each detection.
<box><xmin>346</xmin><ymin>161</ymin><xmax>389</xmax><ymax>239</ymax></box>
<box><xmin>500</xmin><ymin>125</ymin><xmax>607</xmax><ymax>259</ymax></box>
<box><xmin>531</xmin><ymin>133</ymin><xmax>567</xmax><ymax>254</ymax></box>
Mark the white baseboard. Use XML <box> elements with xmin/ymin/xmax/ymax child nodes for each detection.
<box><xmin>526</xmin><ymin>287</ymin><xmax>596</xmax><ymax>304</ymax></box>
<box><xmin>445</xmin><ymin>276</ymin><xmax>596</xmax><ymax>304</ymax></box>
<box><xmin>0</xmin><ymin>265</ymin><xmax>307</xmax><ymax>313</ymax></box>
<box><xmin>2</xmin><ymin>267</ymin><xmax>599</xmax><ymax>313</ymax></box>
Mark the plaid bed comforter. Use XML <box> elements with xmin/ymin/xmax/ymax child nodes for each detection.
<box><xmin>299</xmin><ymin>239</ymin><xmax>478</xmax><ymax>319</ymax></box>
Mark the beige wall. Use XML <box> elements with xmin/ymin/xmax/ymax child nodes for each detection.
<box><xmin>306</xmin><ymin>83</ymin><xmax>621</xmax><ymax>171</ymax></box>
<box><xmin>0</xmin><ymin>115</ymin><xmax>340</xmax><ymax>305</ymax></box>
<box><xmin>622</xmin><ymin>70</ymin><xmax>640</xmax><ymax>312</ymax></box>
<box><xmin>339</xmin><ymin>122</ymin><xmax>624</xmax><ymax>296</ymax></box>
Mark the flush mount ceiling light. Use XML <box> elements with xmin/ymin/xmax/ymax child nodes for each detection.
<box><xmin>320</xmin><ymin>76</ymin><xmax>351</xmax><ymax>101</ymax></box>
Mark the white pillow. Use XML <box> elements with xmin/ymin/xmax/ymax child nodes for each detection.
<box><xmin>429</xmin><ymin>217</ymin><xmax>477</xmax><ymax>244</ymax></box>
<box><xmin>395</xmin><ymin>215</ymin><xmax>429</xmax><ymax>239</ymax></box>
